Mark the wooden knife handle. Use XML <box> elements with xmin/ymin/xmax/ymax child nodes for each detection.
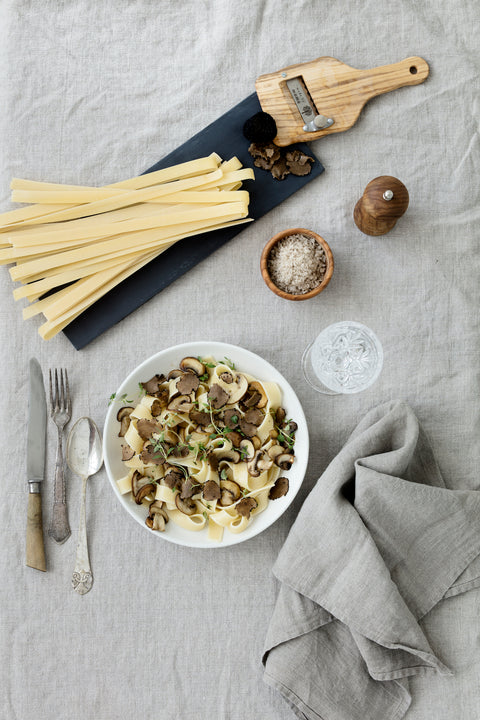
<box><xmin>26</xmin><ymin>492</ymin><xmax>46</xmax><ymax>572</ymax></box>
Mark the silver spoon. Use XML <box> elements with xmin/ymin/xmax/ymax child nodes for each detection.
<box><xmin>66</xmin><ymin>417</ymin><xmax>103</xmax><ymax>595</ymax></box>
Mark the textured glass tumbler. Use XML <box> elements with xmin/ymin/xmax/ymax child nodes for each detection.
<box><xmin>302</xmin><ymin>321</ymin><xmax>383</xmax><ymax>394</ymax></box>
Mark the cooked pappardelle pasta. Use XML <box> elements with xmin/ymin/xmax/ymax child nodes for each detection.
<box><xmin>115</xmin><ymin>355</ymin><xmax>297</xmax><ymax>541</ymax></box>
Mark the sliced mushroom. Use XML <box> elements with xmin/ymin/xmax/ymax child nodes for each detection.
<box><xmin>247</xmin><ymin>381</ymin><xmax>267</xmax><ymax>408</ymax></box>
<box><xmin>219</xmin><ymin>371</ymin><xmax>233</xmax><ymax>383</ymax></box>
<box><xmin>220</xmin><ymin>479</ymin><xmax>241</xmax><ymax>500</ymax></box>
<box><xmin>176</xmin><ymin>372</ymin><xmax>200</xmax><ymax>395</ymax></box>
<box><xmin>249</xmin><ymin>437</ymin><xmax>259</xmax><ymax>451</ymax></box>
<box><xmin>275</xmin><ymin>453</ymin><xmax>294</xmax><ymax>470</ymax></box>
<box><xmin>219</xmin><ymin>489</ymin><xmax>235</xmax><ymax>507</ymax></box>
<box><xmin>179</xmin><ymin>357</ymin><xmax>206</xmax><ymax>376</ymax></box>
<box><xmin>131</xmin><ymin>470</ymin><xmax>156</xmax><ymax>504</ymax></box>
<box><xmin>269</xmin><ymin>477</ymin><xmax>289</xmax><ymax>500</ymax></box>
<box><xmin>236</xmin><ymin>496</ymin><xmax>258</xmax><ymax>518</ymax></box>
<box><xmin>215</xmin><ymin>448</ymin><xmax>241</xmax><ymax>464</ymax></box>
<box><xmin>117</xmin><ymin>407</ymin><xmax>134</xmax><ymax>437</ymax></box>
<box><xmin>167</xmin><ymin>368</ymin><xmax>184</xmax><ymax>380</ymax></box>
<box><xmin>145</xmin><ymin>500</ymin><xmax>169</xmax><ymax>531</ymax></box>
<box><xmin>244</xmin><ymin>408</ymin><xmax>264</xmax><ymax>426</ymax></box>
<box><xmin>267</xmin><ymin>444</ymin><xmax>284</xmax><ymax>461</ymax></box>
<box><xmin>239</xmin><ymin>418</ymin><xmax>257</xmax><ymax>438</ymax></box>
<box><xmin>203</xmin><ymin>480</ymin><xmax>221</xmax><ymax>502</ymax></box>
<box><xmin>223</xmin><ymin>408</ymin><xmax>240</xmax><ymax>429</ymax></box>
<box><xmin>121</xmin><ymin>444</ymin><xmax>135</xmax><ymax>461</ymax></box>
<box><xmin>175</xmin><ymin>494</ymin><xmax>197</xmax><ymax>516</ymax></box>
<box><xmin>242</xmin><ymin>390</ymin><xmax>262</xmax><ymax>408</ymax></box>
<box><xmin>239</xmin><ymin>438</ymin><xmax>255</xmax><ymax>461</ymax></box>
<box><xmin>225</xmin><ymin>430</ymin><xmax>242</xmax><ymax>448</ymax></box>
<box><xmin>247</xmin><ymin>449</ymin><xmax>273</xmax><ymax>477</ymax></box>
<box><xmin>168</xmin><ymin>395</ymin><xmax>193</xmax><ymax>413</ymax></box>
<box><xmin>150</xmin><ymin>399</ymin><xmax>163</xmax><ymax>417</ymax></box>
<box><xmin>227</xmin><ymin>374</ymin><xmax>249</xmax><ymax>404</ymax></box>
<box><xmin>153</xmin><ymin>386</ymin><xmax>169</xmax><ymax>405</ymax></box>
<box><xmin>220</xmin><ymin>480</ymin><xmax>242</xmax><ymax>507</ymax></box>
<box><xmin>275</xmin><ymin>407</ymin><xmax>286</xmax><ymax>424</ymax></box>
<box><xmin>284</xmin><ymin>420</ymin><xmax>298</xmax><ymax>434</ymax></box>
<box><xmin>207</xmin><ymin>383</ymin><xmax>229</xmax><ymax>409</ymax></box>
<box><xmin>141</xmin><ymin>374</ymin><xmax>165</xmax><ymax>395</ymax></box>
<box><xmin>136</xmin><ymin>418</ymin><xmax>162</xmax><ymax>440</ymax></box>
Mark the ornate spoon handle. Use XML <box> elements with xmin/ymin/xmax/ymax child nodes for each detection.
<box><xmin>71</xmin><ymin>475</ymin><xmax>93</xmax><ymax>595</ymax></box>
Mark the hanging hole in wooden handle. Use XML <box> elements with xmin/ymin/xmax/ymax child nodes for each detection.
<box><xmin>409</xmin><ymin>66</ymin><xmax>418</xmax><ymax>74</ymax></box>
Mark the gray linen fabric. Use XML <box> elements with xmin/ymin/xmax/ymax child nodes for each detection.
<box><xmin>1</xmin><ymin>1</ymin><xmax>479</xmax><ymax>718</ymax></box>
<box><xmin>264</xmin><ymin>401</ymin><xmax>480</xmax><ymax>720</ymax></box>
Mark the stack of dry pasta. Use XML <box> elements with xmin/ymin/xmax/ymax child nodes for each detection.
<box><xmin>0</xmin><ymin>153</ymin><xmax>253</xmax><ymax>339</ymax></box>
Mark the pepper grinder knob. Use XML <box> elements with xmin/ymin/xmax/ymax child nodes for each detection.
<box><xmin>354</xmin><ymin>176</ymin><xmax>409</xmax><ymax>236</ymax></box>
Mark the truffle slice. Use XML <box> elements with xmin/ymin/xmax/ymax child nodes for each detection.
<box><xmin>271</xmin><ymin>156</ymin><xmax>289</xmax><ymax>181</ymax></box>
<box><xmin>203</xmin><ymin>480</ymin><xmax>221</xmax><ymax>502</ymax></box>
<box><xmin>286</xmin><ymin>150</ymin><xmax>314</xmax><ymax>176</ymax></box>
<box><xmin>176</xmin><ymin>372</ymin><xmax>200</xmax><ymax>395</ymax></box>
<box><xmin>207</xmin><ymin>383</ymin><xmax>229</xmax><ymax>409</ymax></box>
<box><xmin>236</xmin><ymin>497</ymin><xmax>258</xmax><ymax>518</ymax></box>
<box><xmin>269</xmin><ymin>476</ymin><xmax>290</xmax><ymax>500</ymax></box>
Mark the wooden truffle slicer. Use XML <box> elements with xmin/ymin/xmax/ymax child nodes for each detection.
<box><xmin>255</xmin><ymin>56</ymin><xmax>429</xmax><ymax>146</ymax></box>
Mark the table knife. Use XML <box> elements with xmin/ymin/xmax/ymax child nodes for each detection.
<box><xmin>26</xmin><ymin>357</ymin><xmax>47</xmax><ymax>571</ymax></box>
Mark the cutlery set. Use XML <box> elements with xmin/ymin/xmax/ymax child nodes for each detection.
<box><xmin>25</xmin><ymin>358</ymin><xmax>103</xmax><ymax>594</ymax></box>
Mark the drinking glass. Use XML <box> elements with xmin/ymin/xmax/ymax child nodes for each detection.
<box><xmin>302</xmin><ymin>321</ymin><xmax>383</xmax><ymax>394</ymax></box>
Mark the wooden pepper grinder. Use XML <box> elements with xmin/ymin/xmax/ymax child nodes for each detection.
<box><xmin>354</xmin><ymin>176</ymin><xmax>409</xmax><ymax>236</ymax></box>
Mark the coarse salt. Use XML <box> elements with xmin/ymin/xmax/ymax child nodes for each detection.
<box><xmin>267</xmin><ymin>233</ymin><xmax>327</xmax><ymax>295</ymax></box>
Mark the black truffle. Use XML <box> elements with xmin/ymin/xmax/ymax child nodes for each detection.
<box><xmin>242</xmin><ymin>111</ymin><xmax>277</xmax><ymax>143</ymax></box>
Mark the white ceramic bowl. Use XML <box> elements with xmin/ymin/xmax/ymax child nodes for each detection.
<box><xmin>103</xmin><ymin>341</ymin><xmax>309</xmax><ymax>548</ymax></box>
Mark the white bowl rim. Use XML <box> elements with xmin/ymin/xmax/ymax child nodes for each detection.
<box><xmin>103</xmin><ymin>341</ymin><xmax>309</xmax><ymax>548</ymax></box>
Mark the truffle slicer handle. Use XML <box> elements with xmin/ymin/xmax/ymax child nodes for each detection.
<box><xmin>255</xmin><ymin>56</ymin><xmax>430</xmax><ymax>146</ymax></box>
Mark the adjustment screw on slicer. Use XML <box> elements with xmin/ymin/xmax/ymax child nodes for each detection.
<box><xmin>354</xmin><ymin>176</ymin><xmax>409</xmax><ymax>236</ymax></box>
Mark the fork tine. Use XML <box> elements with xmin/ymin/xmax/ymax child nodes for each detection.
<box><xmin>54</xmin><ymin>368</ymin><xmax>60</xmax><ymax>411</ymax></box>
<box><xmin>59</xmin><ymin>369</ymin><xmax>65</xmax><ymax>410</ymax></box>
<box><xmin>49</xmin><ymin>369</ymin><xmax>54</xmax><ymax>410</ymax></box>
<box><xmin>64</xmin><ymin>369</ymin><xmax>71</xmax><ymax>413</ymax></box>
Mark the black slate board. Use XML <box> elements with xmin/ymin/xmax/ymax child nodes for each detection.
<box><xmin>63</xmin><ymin>93</ymin><xmax>324</xmax><ymax>349</ymax></box>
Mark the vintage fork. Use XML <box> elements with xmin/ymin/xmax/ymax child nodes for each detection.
<box><xmin>48</xmin><ymin>369</ymin><xmax>72</xmax><ymax>544</ymax></box>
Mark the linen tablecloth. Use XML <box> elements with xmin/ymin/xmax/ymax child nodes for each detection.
<box><xmin>1</xmin><ymin>1</ymin><xmax>479</xmax><ymax>718</ymax></box>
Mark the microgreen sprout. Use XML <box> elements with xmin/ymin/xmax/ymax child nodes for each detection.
<box><xmin>223</xmin><ymin>356</ymin><xmax>236</xmax><ymax>370</ymax></box>
<box><xmin>198</xmin><ymin>356</ymin><xmax>216</xmax><ymax>369</ymax></box>
<box><xmin>108</xmin><ymin>392</ymin><xmax>134</xmax><ymax>406</ymax></box>
<box><xmin>238</xmin><ymin>446</ymin><xmax>249</xmax><ymax>461</ymax></box>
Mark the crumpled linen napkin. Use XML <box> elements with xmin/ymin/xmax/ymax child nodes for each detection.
<box><xmin>263</xmin><ymin>401</ymin><xmax>480</xmax><ymax>720</ymax></box>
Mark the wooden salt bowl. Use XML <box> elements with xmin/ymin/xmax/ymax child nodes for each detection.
<box><xmin>260</xmin><ymin>227</ymin><xmax>334</xmax><ymax>301</ymax></box>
